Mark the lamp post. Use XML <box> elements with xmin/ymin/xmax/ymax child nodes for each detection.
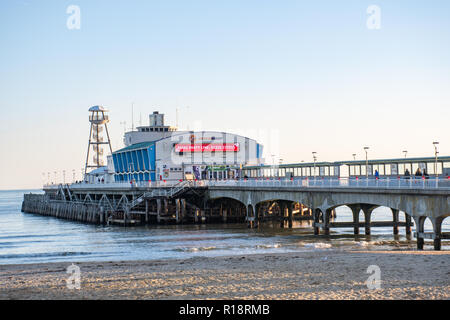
<box><xmin>364</xmin><ymin>147</ymin><xmax>369</xmax><ymax>178</ymax></box>
<box><xmin>312</xmin><ymin>152</ymin><xmax>317</xmax><ymax>181</ymax></box>
<box><xmin>433</xmin><ymin>142</ymin><xmax>439</xmax><ymax>178</ymax></box>
<box><xmin>352</xmin><ymin>154</ymin><xmax>356</xmax><ymax>161</ymax></box>
<box><xmin>403</xmin><ymin>150</ymin><xmax>407</xmax><ymax>159</ymax></box>
<box><xmin>271</xmin><ymin>154</ymin><xmax>276</xmax><ymax>177</ymax></box>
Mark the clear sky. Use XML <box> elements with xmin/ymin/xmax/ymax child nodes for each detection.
<box><xmin>1</xmin><ymin>0</ymin><xmax>449</xmax><ymax>189</ymax></box>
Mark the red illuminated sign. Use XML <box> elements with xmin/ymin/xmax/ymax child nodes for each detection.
<box><xmin>175</xmin><ymin>143</ymin><xmax>240</xmax><ymax>153</ymax></box>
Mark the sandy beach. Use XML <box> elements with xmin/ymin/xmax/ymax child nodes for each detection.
<box><xmin>0</xmin><ymin>250</ymin><xmax>449</xmax><ymax>300</ymax></box>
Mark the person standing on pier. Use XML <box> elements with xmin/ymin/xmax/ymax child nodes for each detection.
<box><xmin>404</xmin><ymin>168</ymin><xmax>411</xmax><ymax>178</ymax></box>
<box><xmin>415</xmin><ymin>168</ymin><xmax>422</xmax><ymax>177</ymax></box>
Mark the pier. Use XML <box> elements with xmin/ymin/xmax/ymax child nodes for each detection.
<box><xmin>22</xmin><ymin>173</ymin><xmax>450</xmax><ymax>250</ymax></box>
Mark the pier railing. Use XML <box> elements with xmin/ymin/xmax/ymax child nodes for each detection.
<box><xmin>44</xmin><ymin>177</ymin><xmax>450</xmax><ymax>191</ymax></box>
<box><xmin>204</xmin><ymin>177</ymin><xmax>450</xmax><ymax>190</ymax></box>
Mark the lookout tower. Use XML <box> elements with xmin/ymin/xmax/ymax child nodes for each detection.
<box><xmin>84</xmin><ymin>106</ymin><xmax>113</xmax><ymax>178</ymax></box>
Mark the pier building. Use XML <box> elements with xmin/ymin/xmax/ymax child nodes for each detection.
<box><xmin>112</xmin><ymin>111</ymin><xmax>264</xmax><ymax>183</ymax></box>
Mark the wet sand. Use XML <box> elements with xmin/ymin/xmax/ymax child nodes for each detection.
<box><xmin>0</xmin><ymin>250</ymin><xmax>449</xmax><ymax>300</ymax></box>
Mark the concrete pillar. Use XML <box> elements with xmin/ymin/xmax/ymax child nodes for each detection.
<box><xmin>313</xmin><ymin>209</ymin><xmax>320</xmax><ymax>235</ymax></box>
<box><xmin>181</xmin><ymin>199</ymin><xmax>186</xmax><ymax>223</ymax></box>
<box><xmin>279</xmin><ymin>202</ymin><xmax>286</xmax><ymax>228</ymax></box>
<box><xmin>432</xmin><ymin>217</ymin><xmax>443</xmax><ymax>251</ymax></box>
<box><xmin>362</xmin><ymin>206</ymin><xmax>374</xmax><ymax>235</ymax></box>
<box><xmin>349</xmin><ymin>205</ymin><xmax>361</xmax><ymax>235</ymax></box>
<box><xmin>222</xmin><ymin>207</ymin><xmax>228</xmax><ymax>223</ymax></box>
<box><xmin>194</xmin><ymin>209</ymin><xmax>199</xmax><ymax>223</ymax></box>
<box><xmin>392</xmin><ymin>209</ymin><xmax>399</xmax><ymax>235</ymax></box>
<box><xmin>414</xmin><ymin>216</ymin><xmax>426</xmax><ymax>250</ymax></box>
<box><xmin>288</xmin><ymin>204</ymin><xmax>293</xmax><ymax>228</ymax></box>
<box><xmin>405</xmin><ymin>213</ymin><xmax>412</xmax><ymax>235</ymax></box>
<box><xmin>323</xmin><ymin>209</ymin><xmax>331</xmax><ymax>235</ymax></box>
<box><xmin>175</xmin><ymin>199</ymin><xmax>181</xmax><ymax>223</ymax></box>
<box><xmin>145</xmin><ymin>200</ymin><xmax>149</xmax><ymax>224</ymax></box>
<box><xmin>163</xmin><ymin>198</ymin><xmax>169</xmax><ymax>216</ymax></box>
<box><xmin>156</xmin><ymin>199</ymin><xmax>161</xmax><ymax>223</ymax></box>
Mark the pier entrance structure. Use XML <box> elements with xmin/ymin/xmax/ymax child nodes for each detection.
<box><xmin>111</xmin><ymin>111</ymin><xmax>264</xmax><ymax>183</ymax></box>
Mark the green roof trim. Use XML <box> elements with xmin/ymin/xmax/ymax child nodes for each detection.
<box><xmin>114</xmin><ymin>141</ymin><xmax>155</xmax><ymax>153</ymax></box>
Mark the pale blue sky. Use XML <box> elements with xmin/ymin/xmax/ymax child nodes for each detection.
<box><xmin>1</xmin><ymin>1</ymin><xmax>450</xmax><ymax>189</ymax></box>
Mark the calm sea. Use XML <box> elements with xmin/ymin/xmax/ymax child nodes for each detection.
<box><xmin>0</xmin><ymin>189</ymin><xmax>448</xmax><ymax>265</ymax></box>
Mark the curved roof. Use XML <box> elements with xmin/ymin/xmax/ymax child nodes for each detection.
<box><xmin>89</xmin><ymin>105</ymin><xmax>108</xmax><ymax>112</ymax></box>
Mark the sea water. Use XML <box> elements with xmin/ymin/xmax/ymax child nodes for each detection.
<box><xmin>0</xmin><ymin>189</ymin><xmax>448</xmax><ymax>265</ymax></box>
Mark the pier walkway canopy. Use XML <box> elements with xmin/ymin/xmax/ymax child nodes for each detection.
<box><xmin>242</xmin><ymin>156</ymin><xmax>450</xmax><ymax>179</ymax></box>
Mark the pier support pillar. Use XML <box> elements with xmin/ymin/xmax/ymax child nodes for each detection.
<box><xmin>280</xmin><ymin>203</ymin><xmax>286</xmax><ymax>228</ymax></box>
<box><xmin>432</xmin><ymin>217</ymin><xmax>443</xmax><ymax>251</ymax></box>
<box><xmin>392</xmin><ymin>209</ymin><xmax>399</xmax><ymax>235</ymax></box>
<box><xmin>414</xmin><ymin>216</ymin><xmax>426</xmax><ymax>250</ymax></box>
<box><xmin>254</xmin><ymin>205</ymin><xmax>259</xmax><ymax>228</ymax></box>
<box><xmin>313</xmin><ymin>209</ymin><xmax>320</xmax><ymax>235</ymax></box>
<box><xmin>350</xmin><ymin>205</ymin><xmax>361</xmax><ymax>235</ymax></box>
<box><xmin>156</xmin><ymin>199</ymin><xmax>162</xmax><ymax>223</ymax></box>
<box><xmin>247</xmin><ymin>204</ymin><xmax>256</xmax><ymax>228</ymax></box>
<box><xmin>361</xmin><ymin>205</ymin><xmax>376</xmax><ymax>236</ymax></box>
<box><xmin>175</xmin><ymin>199</ymin><xmax>181</xmax><ymax>224</ymax></box>
<box><xmin>194</xmin><ymin>209</ymin><xmax>199</xmax><ymax>223</ymax></box>
<box><xmin>145</xmin><ymin>200</ymin><xmax>149</xmax><ymax>224</ymax></box>
<box><xmin>222</xmin><ymin>207</ymin><xmax>228</xmax><ymax>223</ymax></box>
<box><xmin>288</xmin><ymin>204</ymin><xmax>293</xmax><ymax>229</ymax></box>
<box><xmin>405</xmin><ymin>213</ymin><xmax>412</xmax><ymax>235</ymax></box>
<box><xmin>181</xmin><ymin>199</ymin><xmax>186</xmax><ymax>223</ymax></box>
<box><xmin>323</xmin><ymin>209</ymin><xmax>331</xmax><ymax>236</ymax></box>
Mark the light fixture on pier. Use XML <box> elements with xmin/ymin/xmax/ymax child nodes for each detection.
<box><xmin>312</xmin><ymin>152</ymin><xmax>317</xmax><ymax>179</ymax></box>
<box><xmin>433</xmin><ymin>142</ymin><xmax>439</xmax><ymax>177</ymax></box>
<box><xmin>403</xmin><ymin>150</ymin><xmax>408</xmax><ymax>159</ymax></box>
<box><xmin>352</xmin><ymin>154</ymin><xmax>356</xmax><ymax>161</ymax></box>
<box><xmin>364</xmin><ymin>147</ymin><xmax>370</xmax><ymax>178</ymax></box>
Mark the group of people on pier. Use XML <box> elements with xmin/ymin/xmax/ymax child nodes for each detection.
<box><xmin>404</xmin><ymin>168</ymin><xmax>430</xmax><ymax>179</ymax></box>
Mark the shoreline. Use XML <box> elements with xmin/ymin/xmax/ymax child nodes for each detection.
<box><xmin>1</xmin><ymin>250</ymin><xmax>449</xmax><ymax>300</ymax></box>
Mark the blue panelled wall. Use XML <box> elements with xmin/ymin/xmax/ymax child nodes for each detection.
<box><xmin>112</xmin><ymin>142</ymin><xmax>156</xmax><ymax>182</ymax></box>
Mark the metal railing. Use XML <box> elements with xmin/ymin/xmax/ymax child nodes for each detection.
<box><xmin>204</xmin><ymin>177</ymin><xmax>450</xmax><ymax>190</ymax></box>
<box><xmin>44</xmin><ymin>177</ymin><xmax>450</xmax><ymax>191</ymax></box>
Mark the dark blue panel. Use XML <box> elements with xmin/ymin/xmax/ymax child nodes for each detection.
<box><xmin>144</xmin><ymin>173</ymin><xmax>150</xmax><ymax>181</ymax></box>
<box><xmin>121</xmin><ymin>153</ymin><xmax>128</xmax><ymax>173</ymax></box>
<box><xmin>112</xmin><ymin>154</ymin><xmax>119</xmax><ymax>173</ymax></box>
<box><xmin>126</xmin><ymin>152</ymin><xmax>133</xmax><ymax>172</ymax></box>
<box><xmin>137</xmin><ymin>149</ymin><xmax>144</xmax><ymax>171</ymax></box>
<box><xmin>150</xmin><ymin>172</ymin><xmax>156</xmax><ymax>181</ymax></box>
<box><xmin>142</xmin><ymin>148</ymin><xmax>149</xmax><ymax>170</ymax></box>
<box><xmin>131</xmin><ymin>151</ymin><xmax>138</xmax><ymax>172</ymax></box>
<box><xmin>138</xmin><ymin>173</ymin><xmax>144</xmax><ymax>181</ymax></box>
